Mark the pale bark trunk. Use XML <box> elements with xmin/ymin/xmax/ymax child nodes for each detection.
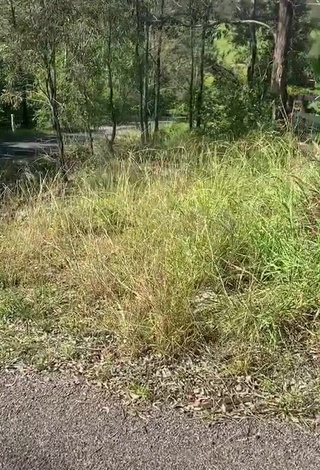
<box><xmin>9</xmin><ymin>0</ymin><xmax>30</xmax><ymax>128</ymax></box>
<box><xmin>143</xmin><ymin>20</ymin><xmax>150</xmax><ymax>141</ymax></box>
<box><xmin>154</xmin><ymin>0</ymin><xmax>165</xmax><ymax>134</ymax></box>
<box><xmin>107</xmin><ymin>21</ymin><xmax>117</xmax><ymax>148</ymax></box>
<box><xmin>247</xmin><ymin>0</ymin><xmax>257</xmax><ymax>87</ymax></box>
<box><xmin>45</xmin><ymin>47</ymin><xmax>65</xmax><ymax>172</ymax></box>
<box><xmin>21</xmin><ymin>86</ymin><xmax>29</xmax><ymax>128</ymax></box>
<box><xmin>135</xmin><ymin>0</ymin><xmax>145</xmax><ymax>143</ymax></box>
<box><xmin>189</xmin><ymin>1</ymin><xmax>195</xmax><ymax>131</ymax></box>
<box><xmin>196</xmin><ymin>5</ymin><xmax>210</xmax><ymax>129</ymax></box>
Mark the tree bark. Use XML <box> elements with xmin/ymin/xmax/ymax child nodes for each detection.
<box><xmin>196</xmin><ymin>4</ymin><xmax>210</xmax><ymax>129</ymax></box>
<box><xmin>52</xmin><ymin>100</ymin><xmax>65</xmax><ymax>172</ymax></box>
<box><xmin>87</xmin><ymin>124</ymin><xmax>94</xmax><ymax>156</ymax></box>
<box><xmin>154</xmin><ymin>0</ymin><xmax>165</xmax><ymax>134</ymax></box>
<box><xmin>135</xmin><ymin>0</ymin><xmax>145</xmax><ymax>143</ymax></box>
<box><xmin>247</xmin><ymin>0</ymin><xmax>257</xmax><ymax>87</ymax></box>
<box><xmin>9</xmin><ymin>0</ymin><xmax>30</xmax><ymax>128</ymax></box>
<box><xmin>189</xmin><ymin>0</ymin><xmax>195</xmax><ymax>131</ymax></box>
<box><xmin>21</xmin><ymin>85</ymin><xmax>30</xmax><ymax>128</ymax></box>
<box><xmin>45</xmin><ymin>47</ymin><xmax>65</xmax><ymax>172</ymax></box>
<box><xmin>270</xmin><ymin>0</ymin><xmax>294</xmax><ymax>114</ymax></box>
<box><xmin>8</xmin><ymin>0</ymin><xmax>17</xmax><ymax>27</ymax></box>
<box><xmin>143</xmin><ymin>19</ymin><xmax>150</xmax><ymax>141</ymax></box>
<box><xmin>51</xmin><ymin>101</ymin><xmax>65</xmax><ymax>172</ymax></box>
<box><xmin>107</xmin><ymin>20</ymin><xmax>117</xmax><ymax>149</ymax></box>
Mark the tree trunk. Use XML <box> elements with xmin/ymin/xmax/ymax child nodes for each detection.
<box><xmin>154</xmin><ymin>0</ymin><xmax>165</xmax><ymax>134</ymax></box>
<box><xmin>143</xmin><ymin>20</ymin><xmax>150</xmax><ymax>142</ymax></box>
<box><xmin>45</xmin><ymin>48</ymin><xmax>65</xmax><ymax>172</ymax></box>
<box><xmin>271</xmin><ymin>0</ymin><xmax>294</xmax><ymax>116</ymax></box>
<box><xmin>196</xmin><ymin>5</ymin><xmax>210</xmax><ymax>129</ymax></box>
<box><xmin>52</xmin><ymin>100</ymin><xmax>65</xmax><ymax>171</ymax></box>
<box><xmin>107</xmin><ymin>20</ymin><xmax>117</xmax><ymax>149</ymax></box>
<box><xmin>9</xmin><ymin>0</ymin><xmax>30</xmax><ymax>129</ymax></box>
<box><xmin>82</xmin><ymin>88</ymin><xmax>94</xmax><ymax>156</ymax></box>
<box><xmin>189</xmin><ymin>1</ymin><xmax>195</xmax><ymax>131</ymax></box>
<box><xmin>8</xmin><ymin>0</ymin><xmax>17</xmax><ymax>27</ymax></box>
<box><xmin>21</xmin><ymin>86</ymin><xmax>30</xmax><ymax>128</ymax></box>
<box><xmin>135</xmin><ymin>0</ymin><xmax>145</xmax><ymax>143</ymax></box>
<box><xmin>87</xmin><ymin>125</ymin><xmax>94</xmax><ymax>156</ymax></box>
<box><xmin>247</xmin><ymin>0</ymin><xmax>257</xmax><ymax>87</ymax></box>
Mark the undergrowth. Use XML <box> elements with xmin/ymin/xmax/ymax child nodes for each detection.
<box><xmin>1</xmin><ymin>132</ymin><xmax>320</xmax><ymax>415</ymax></box>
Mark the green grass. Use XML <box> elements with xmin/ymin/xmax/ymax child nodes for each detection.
<box><xmin>1</xmin><ymin>132</ymin><xmax>320</xmax><ymax>402</ymax></box>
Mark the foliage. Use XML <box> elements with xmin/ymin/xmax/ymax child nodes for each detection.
<box><xmin>202</xmin><ymin>77</ymin><xmax>272</xmax><ymax>138</ymax></box>
<box><xmin>0</xmin><ymin>0</ymin><xmax>316</xmax><ymax>138</ymax></box>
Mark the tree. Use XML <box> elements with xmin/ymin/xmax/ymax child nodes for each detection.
<box><xmin>196</xmin><ymin>1</ymin><xmax>211</xmax><ymax>128</ymax></box>
<box><xmin>154</xmin><ymin>0</ymin><xmax>165</xmax><ymax>134</ymax></box>
<box><xmin>188</xmin><ymin>0</ymin><xmax>196</xmax><ymax>130</ymax></box>
<box><xmin>270</xmin><ymin>0</ymin><xmax>294</xmax><ymax>114</ymax></box>
<box><xmin>66</xmin><ymin>17</ymin><xmax>105</xmax><ymax>155</ymax></box>
<box><xmin>0</xmin><ymin>0</ymin><xmax>315</xmax><ymax>148</ymax></box>
<box><xmin>2</xmin><ymin>0</ymin><xmax>75</xmax><ymax>170</ymax></box>
<box><xmin>95</xmin><ymin>0</ymin><xmax>124</xmax><ymax>150</ymax></box>
<box><xmin>135</xmin><ymin>0</ymin><xmax>146</xmax><ymax>142</ymax></box>
<box><xmin>247</xmin><ymin>0</ymin><xmax>258</xmax><ymax>87</ymax></box>
<box><xmin>143</xmin><ymin>7</ymin><xmax>151</xmax><ymax>141</ymax></box>
<box><xmin>106</xmin><ymin>14</ymin><xmax>117</xmax><ymax>148</ymax></box>
<box><xmin>7</xmin><ymin>0</ymin><xmax>30</xmax><ymax>127</ymax></box>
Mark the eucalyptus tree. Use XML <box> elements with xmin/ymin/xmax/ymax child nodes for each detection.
<box><xmin>271</xmin><ymin>0</ymin><xmax>294</xmax><ymax>113</ymax></box>
<box><xmin>0</xmin><ymin>0</ymin><xmax>34</xmax><ymax>128</ymax></box>
<box><xmin>90</xmin><ymin>0</ymin><xmax>134</xmax><ymax>148</ymax></box>
<box><xmin>195</xmin><ymin>0</ymin><xmax>213</xmax><ymax>128</ymax></box>
<box><xmin>66</xmin><ymin>17</ymin><xmax>105</xmax><ymax>154</ymax></box>
<box><xmin>134</xmin><ymin>0</ymin><xmax>152</xmax><ymax>142</ymax></box>
<box><xmin>0</xmin><ymin>0</ymin><xmax>76</xmax><ymax>170</ymax></box>
<box><xmin>154</xmin><ymin>0</ymin><xmax>165</xmax><ymax>134</ymax></box>
<box><xmin>271</xmin><ymin>0</ymin><xmax>311</xmax><ymax>117</ymax></box>
<box><xmin>247</xmin><ymin>0</ymin><xmax>258</xmax><ymax>87</ymax></box>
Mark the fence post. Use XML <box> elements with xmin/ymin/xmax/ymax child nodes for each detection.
<box><xmin>11</xmin><ymin>114</ymin><xmax>16</xmax><ymax>133</ymax></box>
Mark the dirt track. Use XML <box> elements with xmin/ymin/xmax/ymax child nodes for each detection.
<box><xmin>1</xmin><ymin>372</ymin><xmax>320</xmax><ymax>469</ymax></box>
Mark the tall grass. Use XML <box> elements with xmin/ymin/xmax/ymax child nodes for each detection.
<box><xmin>1</xmin><ymin>132</ymin><xmax>320</xmax><ymax>372</ymax></box>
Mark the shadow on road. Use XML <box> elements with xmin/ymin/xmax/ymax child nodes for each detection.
<box><xmin>0</xmin><ymin>132</ymin><xmax>63</xmax><ymax>189</ymax></box>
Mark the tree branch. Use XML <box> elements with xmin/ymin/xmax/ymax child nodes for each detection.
<box><xmin>145</xmin><ymin>14</ymin><xmax>275</xmax><ymax>40</ymax></box>
<box><xmin>228</xmin><ymin>19</ymin><xmax>275</xmax><ymax>38</ymax></box>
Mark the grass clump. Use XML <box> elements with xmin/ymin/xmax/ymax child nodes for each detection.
<box><xmin>0</xmin><ymin>132</ymin><xmax>320</xmax><ymax>383</ymax></box>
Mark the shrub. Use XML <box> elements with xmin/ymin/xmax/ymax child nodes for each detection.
<box><xmin>202</xmin><ymin>79</ymin><xmax>272</xmax><ymax>139</ymax></box>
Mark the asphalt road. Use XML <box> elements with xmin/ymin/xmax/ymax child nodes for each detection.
<box><xmin>0</xmin><ymin>135</ymin><xmax>58</xmax><ymax>161</ymax></box>
<box><xmin>0</xmin><ymin>125</ymin><xmax>139</xmax><ymax>162</ymax></box>
<box><xmin>1</xmin><ymin>373</ymin><xmax>320</xmax><ymax>470</ymax></box>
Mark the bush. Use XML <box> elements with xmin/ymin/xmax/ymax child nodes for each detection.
<box><xmin>202</xmin><ymin>79</ymin><xmax>272</xmax><ymax>139</ymax></box>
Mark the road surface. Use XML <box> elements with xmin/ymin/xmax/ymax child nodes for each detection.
<box><xmin>1</xmin><ymin>372</ymin><xmax>320</xmax><ymax>470</ymax></box>
<box><xmin>0</xmin><ymin>125</ymin><xmax>139</xmax><ymax>162</ymax></box>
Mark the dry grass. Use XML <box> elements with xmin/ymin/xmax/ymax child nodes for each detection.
<box><xmin>1</xmin><ymin>132</ymin><xmax>320</xmax><ymax>394</ymax></box>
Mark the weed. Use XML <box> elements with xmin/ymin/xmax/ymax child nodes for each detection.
<box><xmin>1</xmin><ymin>132</ymin><xmax>320</xmax><ymax>414</ymax></box>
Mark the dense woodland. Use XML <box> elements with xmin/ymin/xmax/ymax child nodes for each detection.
<box><xmin>0</xmin><ymin>1</ymin><xmax>318</xmax><ymax>163</ymax></box>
